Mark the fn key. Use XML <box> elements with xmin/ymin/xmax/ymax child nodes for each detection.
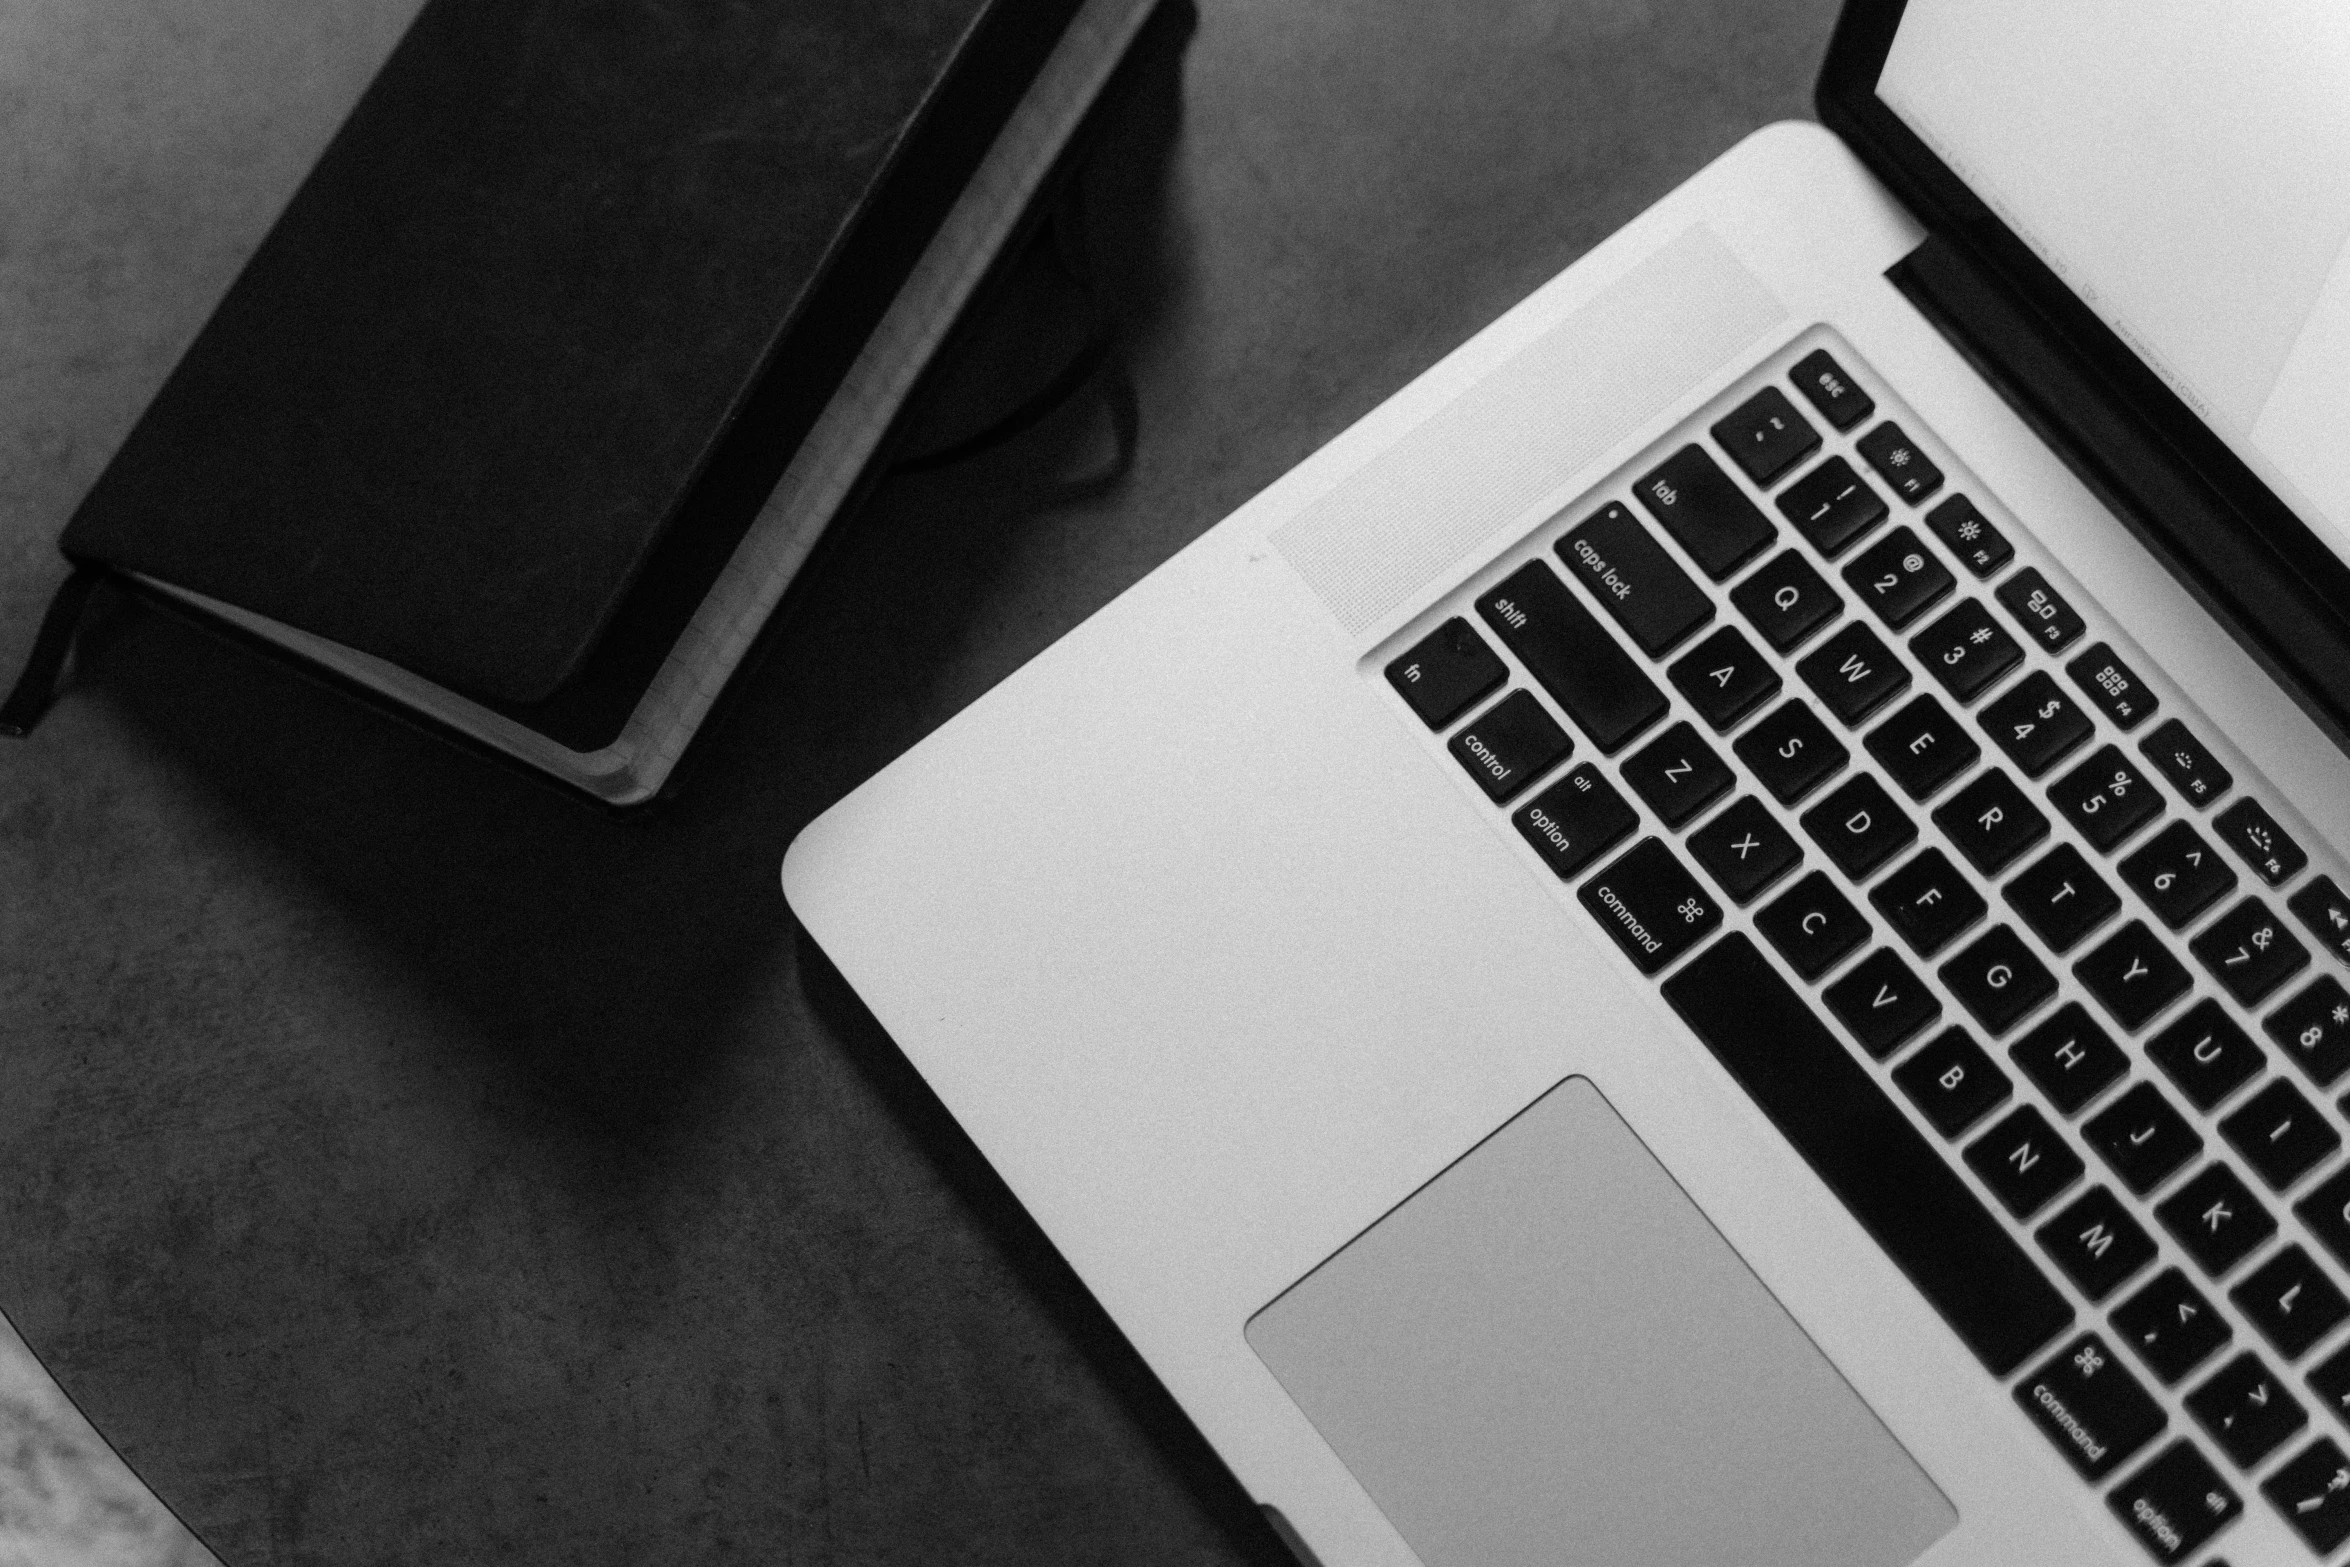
<box><xmin>1385</xmin><ymin>618</ymin><xmax>1504</xmax><ymax>729</ymax></box>
<box><xmin>1578</xmin><ymin>838</ymin><xmax>1722</xmax><ymax>974</ymax></box>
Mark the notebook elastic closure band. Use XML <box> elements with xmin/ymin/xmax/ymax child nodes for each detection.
<box><xmin>1</xmin><ymin>566</ymin><xmax>103</xmax><ymax>737</ymax></box>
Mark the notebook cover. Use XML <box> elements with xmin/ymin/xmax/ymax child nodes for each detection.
<box><xmin>60</xmin><ymin>0</ymin><xmax>1078</xmax><ymax>710</ymax></box>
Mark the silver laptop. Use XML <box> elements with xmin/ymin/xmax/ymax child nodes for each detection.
<box><xmin>784</xmin><ymin>2</ymin><xmax>2350</xmax><ymax>1562</ymax></box>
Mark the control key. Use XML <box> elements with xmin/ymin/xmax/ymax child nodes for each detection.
<box><xmin>2108</xmin><ymin>1441</ymin><xmax>2240</xmax><ymax>1561</ymax></box>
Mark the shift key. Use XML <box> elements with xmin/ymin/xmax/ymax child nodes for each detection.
<box><xmin>1479</xmin><ymin>560</ymin><xmax>1669</xmax><ymax>752</ymax></box>
<box><xmin>1557</xmin><ymin>502</ymin><xmax>1715</xmax><ymax>655</ymax></box>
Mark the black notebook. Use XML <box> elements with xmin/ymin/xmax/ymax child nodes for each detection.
<box><xmin>22</xmin><ymin>0</ymin><xmax>1155</xmax><ymax>805</ymax></box>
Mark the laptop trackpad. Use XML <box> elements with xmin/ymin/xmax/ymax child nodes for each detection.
<box><xmin>1245</xmin><ymin>1076</ymin><xmax>1956</xmax><ymax>1567</ymax></box>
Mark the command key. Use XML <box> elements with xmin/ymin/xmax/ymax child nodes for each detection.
<box><xmin>1577</xmin><ymin>837</ymin><xmax>1721</xmax><ymax>974</ymax></box>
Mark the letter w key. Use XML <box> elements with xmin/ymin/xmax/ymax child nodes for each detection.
<box><xmin>1799</xmin><ymin>621</ymin><xmax>1910</xmax><ymax>724</ymax></box>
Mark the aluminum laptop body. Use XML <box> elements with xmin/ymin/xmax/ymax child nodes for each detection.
<box><xmin>786</xmin><ymin>4</ymin><xmax>2350</xmax><ymax>1563</ymax></box>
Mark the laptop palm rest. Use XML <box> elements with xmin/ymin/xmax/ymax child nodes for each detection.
<box><xmin>1245</xmin><ymin>1076</ymin><xmax>1957</xmax><ymax>1567</ymax></box>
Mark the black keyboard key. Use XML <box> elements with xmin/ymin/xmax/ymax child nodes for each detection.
<box><xmin>2006</xmin><ymin>844</ymin><xmax>2121</xmax><ymax>953</ymax></box>
<box><xmin>2011</xmin><ymin>1003</ymin><xmax>2128</xmax><ymax>1115</ymax></box>
<box><xmin>1870</xmin><ymin>849</ymin><xmax>1987</xmax><ymax>958</ymax></box>
<box><xmin>2263</xmin><ymin>1437</ymin><xmax>2350</xmax><ymax>1553</ymax></box>
<box><xmin>1864</xmin><ymin>694</ymin><xmax>1979</xmax><ymax>800</ymax></box>
<box><xmin>2120</xmin><ymin>823</ymin><xmax>2238</xmax><ymax>931</ymax></box>
<box><xmin>2110</xmin><ymin>1440</ymin><xmax>2242</xmax><ymax>1561</ymax></box>
<box><xmin>1685</xmin><ymin>795</ymin><xmax>1801</xmax><ymax>905</ymax></box>
<box><xmin>2221</xmin><ymin>1079</ymin><xmax>2340</xmax><ymax>1191</ymax></box>
<box><xmin>2077</xmin><ymin>921</ymin><xmax>2194</xmax><ymax>1032</ymax></box>
<box><xmin>1841</xmin><ymin>527</ymin><xmax>1954</xmax><ymax>629</ymax></box>
<box><xmin>2193</xmin><ymin>898</ymin><xmax>2309</xmax><ymax>1008</ymax></box>
<box><xmin>1995</xmin><ymin>567</ymin><xmax>2087</xmax><ymax>655</ymax></box>
<box><xmin>2301</xmin><ymin>1169</ymin><xmax>2350</xmax><ymax>1276</ymax></box>
<box><xmin>1755</xmin><ymin>870</ymin><xmax>1870</xmax><ymax>980</ymax></box>
<box><xmin>1711</xmin><ymin>386</ymin><xmax>1819</xmax><ymax>486</ymax></box>
<box><xmin>1387</xmin><ymin>618</ymin><xmax>1505</xmax><ymax>729</ymax></box>
<box><xmin>1967</xmin><ymin>1104</ymin><xmax>2087</xmax><ymax>1219</ymax></box>
<box><xmin>1732</xmin><ymin>699</ymin><xmax>1848</xmax><ymax>805</ymax></box>
<box><xmin>1631</xmin><ymin>445</ymin><xmax>1776</xmax><ymax>580</ymax></box>
<box><xmin>2157</xmin><ymin>1163</ymin><xmax>2276</xmax><ymax>1277</ymax></box>
<box><xmin>1980</xmin><ymin>670</ymin><xmax>2094</xmax><ymax>778</ymax></box>
<box><xmin>1925</xmin><ymin>494</ymin><xmax>2012</xmax><ymax>578</ymax></box>
<box><xmin>2290</xmin><ymin>875</ymin><xmax>2350</xmax><ymax>965</ymax></box>
<box><xmin>2017</xmin><ymin>1332</ymin><xmax>2165</xmax><ymax>1480</ymax></box>
<box><xmin>1912</xmin><ymin>599</ymin><xmax>2022</xmax><ymax>703</ymax></box>
<box><xmin>1514</xmin><ymin>764</ymin><xmax>1639</xmax><ymax>880</ymax></box>
<box><xmin>2115</xmin><ymin>1269</ymin><xmax>2232</xmax><ymax>1384</ymax></box>
<box><xmin>1855</xmin><ymin>420</ymin><xmax>1942</xmax><ymax>506</ymax></box>
<box><xmin>2232</xmin><ymin>1246</ymin><xmax>2350</xmax><ymax>1361</ymax></box>
<box><xmin>1798</xmin><ymin>773</ymin><xmax>1915</xmax><ymax>880</ymax></box>
<box><xmin>2039</xmin><ymin>1186</ymin><xmax>2157</xmax><ymax>1300</ymax></box>
<box><xmin>2189</xmin><ymin>1352</ymin><xmax>2308</xmax><ymax>1468</ymax></box>
<box><xmin>1824</xmin><ymin>947</ymin><xmax>1941</xmax><ymax>1058</ymax></box>
<box><xmin>1477</xmin><ymin>561</ymin><xmax>1669</xmax><ymax>754</ymax></box>
<box><xmin>1576</xmin><ymin>838</ymin><xmax>1722</xmax><ymax>975</ymax></box>
<box><xmin>2087</xmin><ymin>1082</ymin><xmax>2204</xmax><ymax>1195</ymax></box>
<box><xmin>2313</xmin><ymin>1341</ymin><xmax>2350</xmax><ymax>1429</ymax></box>
<box><xmin>1449</xmin><ymin>691</ymin><xmax>1570</xmax><ymax>802</ymax></box>
<box><xmin>1729</xmin><ymin>548</ymin><xmax>1842</xmax><ymax>652</ymax></box>
<box><xmin>1619</xmin><ymin>721</ymin><xmax>1732</xmax><ymax>827</ymax></box>
<box><xmin>2070</xmin><ymin>643</ymin><xmax>2161</xmax><ymax>731</ymax></box>
<box><xmin>2140</xmin><ymin>718</ymin><xmax>2233</xmax><ymax>811</ymax></box>
<box><xmin>2150</xmin><ymin>1000</ymin><xmax>2266</xmax><ymax>1112</ymax></box>
<box><xmin>1666</xmin><ymin>625</ymin><xmax>1780</xmax><ymax>731</ymax></box>
<box><xmin>1787</xmin><ymin>347</ymin><xmax>1873</xmax><ymax>430</ymax></box>
<box><xmin>1662</xmin><ymin>935</ymin><xmax>2074</xmax><ymax>1374</ymax></box>
<box><xmin>1935</xmin><ymin>767</ymin><xmax>2050</xmax><ymax>876</ymax></box>
<box><xmin>1776</xmin><ymin>457</ymin><xmax>1888</xmax><ymax>555</ymax></box>
<box><xmin>1556</xmin><ymin>503</ymin><xmax>1715</xmax><ymax>656</ymax></box>
<box><xmin>2268</xmin><ymin>975</ymin><xmax>2350</xmax><ymax>1087</ymax></box>
<box><xmin>2051</xmin><ymin>745</ymin><xmax>2164</xmax><ymax>852</ymax></box>
<box><xmin>1941</xmin><ymin>925</ymin><xmax>2058</xmax><ymax>1035</ymax></box>
<box><xmin>1893</xmin><ymin>1025</ymin><xmax>2010</xmax><ymax>1136</ymax></box>
<box><xmin>2212</xmin><ymin>797</ymin><xmax>2308</xmax><ymax>888</ymax></box>
<box><xmin>1796</xmin><ymin>621</ymin><xmax>1909</xmax><ymax>726</ymax></box>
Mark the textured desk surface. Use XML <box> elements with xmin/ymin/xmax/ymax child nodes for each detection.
<box><xmin>0</xmin><ymin>0</ymin><xmax>1836</xmax><ymax>1560</ymax></box>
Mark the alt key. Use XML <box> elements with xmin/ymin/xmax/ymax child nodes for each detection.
<box><xmin>1513</xmin><ymin>764</ymin><xmax>1637</xmax><ymax>881</ymax></box>
<box><xmin>2108</xmin><ymin>1440</ymin><xmax>2240</xmax><ymax>1561</ymax></box>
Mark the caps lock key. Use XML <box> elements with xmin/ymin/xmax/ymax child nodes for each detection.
<box><xmin>1556</xmin><ymin>503</ymin><xmax>1714</xmax><ymax>655</ymax></box>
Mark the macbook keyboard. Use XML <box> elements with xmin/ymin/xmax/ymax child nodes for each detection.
<box><xmin>1380</xmin><ymin>330</ymin><xmax>2350</xmax><ymax>1564</ymax></box>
